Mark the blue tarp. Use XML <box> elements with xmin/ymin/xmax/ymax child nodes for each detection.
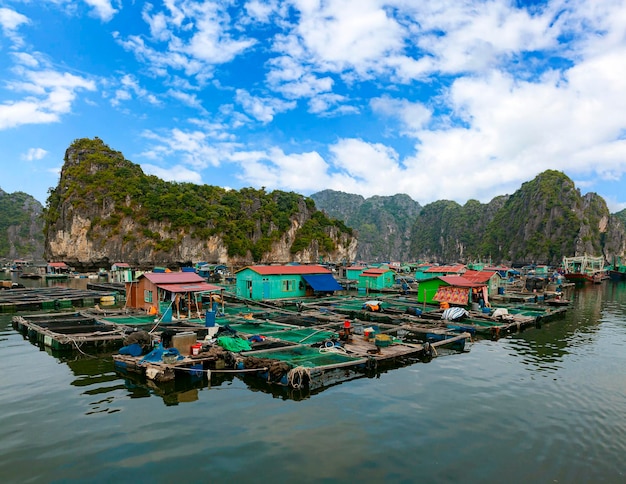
<box><xmin>302</xmin><ymin>274</ymin><xmax>344</xmax><ymax>292</ymax></box>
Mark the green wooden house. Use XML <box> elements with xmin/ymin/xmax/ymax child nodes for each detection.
<box><xmin>417</xmin><ymin>275</ymin><xmax>488</xmax><ymax>307</ymax></box>
<box><xmin>358</xmin><ymin>267</ymin><xmax>396</xmax><ymax>291</ymax></box>
<box><xmin>344</xmin><ymin>265</ymin><xmax>367</xmax><ymax>281</ymax></box>
<box><xmin>416</xmin><ymin>277</ymin><xmax>446</xmax><ymax>304</ymax></box>
<box><xmin>235</xmin><ymin>265</ymin><xmax>344</xmax><ymax>300</ymax></box>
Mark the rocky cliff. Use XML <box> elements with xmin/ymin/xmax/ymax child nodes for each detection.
<box><xmin>44</xmin><ymin>138</ymin><xmax>357</xmax><ymax>270</ymax></box>
<box><xmin>311</xmin><ymin>190</ymin><xmax>421</xmax><ymax>261</ymax></box>
<box><xmin>0</xmin><ymin>189</ymin><xmax>44</xmax><ymax>260</ymax></box>
<box><xmin>313</xmin><ymin>171</ymin><xmax>626</xmax><ymax>266</ymax></box>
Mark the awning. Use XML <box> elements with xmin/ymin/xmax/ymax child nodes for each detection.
<box><xmin>302</xmin><ymin>274</ymin><xmax>344</xmax><ymax>292</ymax></box>
<box><xmin>156</xmin><ymin>283</ymin><xmax>222</xmax><ymax>293</ymax></box>
<box><xmin>434</xmin><ymin>286</ymin><xmax>470</xmax><ymax>305</ymax></box>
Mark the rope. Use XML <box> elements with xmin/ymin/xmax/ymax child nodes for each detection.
<box><xmin>287</xmin><ymin>366</ymin><xmax>311</xmax><ymax>389</ymax></box>
<box><xmin>319</xmin><ymin>341</ymin><xmax>347</xmax><ymax>354</ymax></box>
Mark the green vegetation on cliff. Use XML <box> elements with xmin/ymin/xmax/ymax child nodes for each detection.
<box><xmin>44</xmin><ymin>138</ymin><xmax>352</xmax><ymax>261</ymax></box>
<box><xmin>0</xmin><ymin>189</ymin><xmax>44</xmax><ymax>259</ymax></box>
<box><xmin>311</xmin><ymin>190</ymin><xmax>421</xmax><ymax>261</ymax></box>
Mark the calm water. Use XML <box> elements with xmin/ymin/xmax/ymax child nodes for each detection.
<box><xmin>1</xmin><ymin>278</ymin><xmax>625</xmax><ymax>483</ymax></box>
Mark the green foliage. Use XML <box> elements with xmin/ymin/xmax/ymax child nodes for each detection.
<box><xmin>0</xmin><ymin>190</ymin><xmax>44</xmax><ymax>257</ymax></box>
<box><xmin>43</xmin><ymin>138</ymin><xmax>352</xmax><ymax>261</ymax></box>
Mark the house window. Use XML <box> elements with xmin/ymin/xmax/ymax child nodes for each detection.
<box><xmin>282</xmin><ymin>279</ymin><xmax>295</xmax><ymax>292</ymax></box>
<box><xmin>144</xmin><ymin>290</ymin><xmax>153</xmax><ymax>303</ymax></box>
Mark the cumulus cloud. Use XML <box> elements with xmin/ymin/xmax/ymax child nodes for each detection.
<box><xmin>235</xmin><ymin>89</ymin><xmax>296</xmax><ymax>123</ymax></box>
<box><xmin>0</xmin><ymin>7</ymin><xmax>30</xmax><ymax>46</ymax></box>
<box><xmin>83</xmin><ymin>0</ymin><xmax>118</xmax><ymax>22</ymax></box>
<box><xmin>141</xmin><ymin>163</ymin><xmax>203</xmax><ymax>184</ymax></box>
<box><xmin>21</xmin><ymin>147</ymin><xmax>48</xmax><ymax>161</ymax></box>
<box><xmin>0</xmin><ymin>68</ymin><xmax>96</xmax><ymax>130</ymax></box>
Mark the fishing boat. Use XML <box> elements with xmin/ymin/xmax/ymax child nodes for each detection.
<box><xmin>609</xmin><ymin>256</ymin><xmax>626</xmax><ymax>281</ymax></box>
<box><xmin>562</xmin><ymin>255</ymin><xmax>606</xmax><ymax>283</ymax></box>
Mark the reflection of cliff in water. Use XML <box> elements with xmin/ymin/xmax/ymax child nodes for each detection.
<box><xmin>507</xmin><ymin>283</ymin><xmax>624</xmax><ymax>371</ymax></box>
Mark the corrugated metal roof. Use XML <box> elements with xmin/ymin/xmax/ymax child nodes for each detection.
<box><xmin>141</xmin><ymin>272</ymin><xmax>207</xmax><ymax>284</ymax></box>
<box><xmin>237</xmin><ymin>265</ymin><xmax>331</xmax><ymax>275</ymax></box>
<box><xmin>425</xmin><ymin>264</ymin><xmax>466</xmax><ymax>273</ymax></box>
<box><xmin>439</xmin><ymin>275</ymin><xmax>485</xmax><ymax>287</ymax></box>
<box><xmin>462</xmin><ymin>270</ymin><xmax>497</xmax><ymax>283</ymax></box>
<box><xmin>361</xmin><ymin>268</ymin><xmax>393</xmax><ymax>276</ymax></box>
<box><xmin>155</xmin><ymin>282</ymin><xmax>222</xmax><ymax>293</ymax></box>
<box><xmin>48</xmin><ymin>262</ymin><xmax>69</xmax><ymax>268</ymax></box>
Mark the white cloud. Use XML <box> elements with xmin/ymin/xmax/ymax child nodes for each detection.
<box><xmin>235</xmin><ymin>89</ymin><xmax>296</xmax><ymax>123</ymax></box>
<box><xmin>167</xmin><ymin>89</ymin><xmax>203</xmax><ymax>109</ymax></box>
<box><xmin>141</xmin><ymin>163</ymin><xmax>203</xmax><ymax>184</ymax></box>
<box><xmin>0</xmin><ymin>7</ymin><xmax>30</xmax><ymax>46</ymax></box>
<box><xmin>21</xmin><ymin>147</ymin><xmax>48</xmax><ymax>161</ymax></box>
<box><xmin>83</xmin><ymin>0</ymin><xmax>118</xmax><ymax>22</ymax></box>
<box><xmin>0</xmin><ymin>68</ymin><xmax>95</xmax><ymax>130</ymax></box>
<box><xmin>371</xmin><ymin>95</ymin><xmax>432</xmax><ymax>135</ymax></box>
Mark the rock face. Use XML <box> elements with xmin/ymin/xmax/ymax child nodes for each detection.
<box><xmin>314</xmin><ymin>171</ymin><xmax>626</xmax><ymax>266</ymax></box>
<box><xmin>44</xmin><ymin>138</ymin><xmax>357</xmax><ymax>270</ymax></box>
<box><xmin>311</xmin><ymin>190</ymin><xmax>421</xmax><ymax>261</ymax></box>
<box><xmin>0</xmin><ymin>189</ymin><xmax>45</xmax><ymax>260</ymax></box>
<box><xmin>410</xmin><ymin>170</ymin><xmax>625</xmax><ymax>266</ymax></box>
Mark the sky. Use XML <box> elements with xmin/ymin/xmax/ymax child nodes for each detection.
<box><xmin>1</xmin><ymin>1</ymin><xmax>625</xmax><ymax>212</ymax></box>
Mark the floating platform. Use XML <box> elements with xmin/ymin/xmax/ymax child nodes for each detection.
<box><xmin>0</xmin><ymin>287</ymin><xmax>116</xmax><ymax>313</ymax></box>
<box><xmin>12</xmin><ymin>312</ymin><xmax>126</xmax><ymax>351</ymax></box>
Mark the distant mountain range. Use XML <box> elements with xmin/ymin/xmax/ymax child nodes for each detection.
<box><xmin>312</xmin><ymin>170</ymin><xmax>626</xmax><ymax>266</ymax></box>
<box><xmin>1</xmin><ymin>139</ymin><xmax>625</xmax><ymax>267</ymax></box>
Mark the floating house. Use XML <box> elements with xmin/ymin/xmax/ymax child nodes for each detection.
<box><xmin>358</xmin><ymin>267</ymin><xmax>396</xmax><ymax>292</ymax></box>
<box><xmin>341</xmin><ymin>265</ymin><xmax>367</xmax><ymax>281</ymax></box>
<box><xmin>417</xmin><ymin>275</ymin><xmax>488</xmax><ymax>307</ymax></box>
<box><xmin>109</xmin><ymin>263</ymin><xmax>137</xmax><ymax>284</ymax></box>
<box><xmin>434</xmin><ymin>276</ymin><xmax>489</xmax><ymax>308</ymax></box>
<box><xmin>46</xmin><ymin>262</ymin><xmax>72</xmax><ymax>279</ymax></box>
<box><xmin>461</xmin><ymin>270</ymin><xmax>501</xmax><ymax>296</ymax></box>
<box><xmin>197</xmin><ymin>263</ymin><xmax>228</xmax><ymax>281</ymax></box>
<box><xmin>235</xmin><ymin>265</ymin><xmax>344</xmax><ymax>300</ymax></box>
<box><xmin>423</xmin><ymin>264</ymin><xmax>466</xmax><ymax>278</ymax></box>
<box><xmin>413</xmin><ymin>263</ymin><xmax>435</xmax><ymax>281</ymax></box>
<box><xmin>125</xmin><ymin>272</ymin><xmax>223</xmax><ymax>320</ymax></box>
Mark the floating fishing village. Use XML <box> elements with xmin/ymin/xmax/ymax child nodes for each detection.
<box><xmin>3</xmin><ymin>256</ymin><xmax>606</xmax><ymax>399</ymax></box>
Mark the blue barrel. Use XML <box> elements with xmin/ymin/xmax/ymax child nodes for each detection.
<box><xmin>205</xmin><ymin>311</ymin><xmax>216</xmax><ymax>327</ymax></box>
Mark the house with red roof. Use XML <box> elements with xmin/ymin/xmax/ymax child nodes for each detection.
<box><xmin>125</xmin><ymin>271</ymin><xmax>223</xmax><ymax>319</ymax></box>
<box><xmin>235</xmin><ymin>265</ymin><xmax>344</xmax><ymax>300</ymax></box>
<box><xmin>462</xmin><ymin>270</ymin><xmax>501</xmax><ymax>296</ymax></box>
<box><xmin>357</xmin><ymin>267</ymin><xmax>396</xmax><ymax>291</ymax></box>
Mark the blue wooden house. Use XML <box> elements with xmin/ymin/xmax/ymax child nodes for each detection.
<box><xmin>235</xmin><ymin>265</ymin><xmax>344</xmax><ymax>300</ymax></box>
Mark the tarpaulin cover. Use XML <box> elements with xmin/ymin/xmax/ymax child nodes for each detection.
<box><xmin>302</xmin><ymin>274</ymin><xmax>344</xmax><ymax>291</ymax></box>
<box><xmin>217</xmin><ymin>336</ymin><xmax>252</xmax><ymax>352</ymax></box>
<box><xmin>434</xmin><ymin>286</ymin><xmax>470</xmax><ymax>305</ymax></box>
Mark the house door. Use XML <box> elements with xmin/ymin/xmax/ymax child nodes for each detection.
<box><xmin>262</xmin><ymin>278</ymin><xmax>270</xmax><ymax>299</ymax></box>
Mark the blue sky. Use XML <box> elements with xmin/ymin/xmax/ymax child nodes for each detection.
<box><xmin>1</xmin><ymin>0</ymin><xmax>625</xmax><ymax>212</ymax></box>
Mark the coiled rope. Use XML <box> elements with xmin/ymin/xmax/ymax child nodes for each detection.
<box><xmin>287</xmin><ymin>366</ymin><xmax>311</xmax><ymax>389</ymax></box>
